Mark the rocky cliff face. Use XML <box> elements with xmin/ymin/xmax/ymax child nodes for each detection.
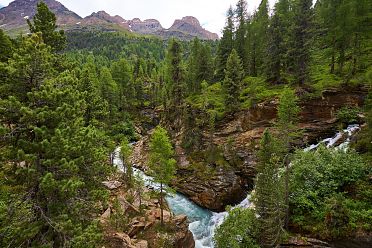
<box><xmin>0</xmin><ymin>0</ymin><xmax>82</xmax><ymax>30</ymax></box>
<box><xmin>81</xmin><ymin>11</ymin><xmax>130</xmax><ymax>29</ymax></box>
<box><xmin>0</xmin><ymin>0</ymin><xmax>219</xmax><ymax>40</ymax></box>
<box><xmin>127</xmin><ymin>18</ymin><xmax>163</xmax><ymax>34</ymax></box>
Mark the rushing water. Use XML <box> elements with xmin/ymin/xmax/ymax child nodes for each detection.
<box><xmin>112</xmin><ymin>124</ymin><xmax>359</xmax><ymax>248</ymax></box>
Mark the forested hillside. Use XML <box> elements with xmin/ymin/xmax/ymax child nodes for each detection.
<box><xmin>0</xmin><ymin>0</ymin><xmax>371</xmax><ymax>247</ymax></box>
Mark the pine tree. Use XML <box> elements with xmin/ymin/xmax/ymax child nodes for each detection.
<box><xmin>186</xmin><ymin>38</ymin><xmax>201</xmax><ymax>93</ymax></box>
<box><xmin>165</xmin><ymin>39</ymin><xmax>185</xmax><ymax>122</ymax></box>
<box><xmin>290</xmin><ymin>0</ymin><xmax>314</xmax><ymax>85</ymax></box>
<box><xmin>99</xmin><ymin>67</ymin><xmax>118</xmax><ymax>118</ymax></box>
<box><xmin>276</xmin><ymin>88</ymin><xmax>301</xmax><ymax>228</ymax></box>
<box><xmin>111</xmin><ymin>58</ymin><xmax>134</xmax><ymax>110</ymax></box>
<box><xmin>252</xmin><ymin>0</ymin><xmax>269</xmax><ymax>76</ymax></box>
<box><xmin>79</xmin><ymin>63</ymin><xmax>108</xmax><ymax>127</ymax></box>
<box><xmin>265</xmin><ymin>0</ymin><xmax>292</xmax><ymax>83</ymax></box>
<box><xmin>196</xmin><ymin>44</ymin><xmax>213</xmax><ymax>86</ymax></box>
<box><xmin>223</xmin><ymin>49</ymin><xmax>244</xmax><ymax>113</ymax></box>
<box><xmin>0</xmin><ymin>29</ymin><xmax>12</xmax><ymax>62</ymax></box>
<box><xmin>216</xmin><ymin>6</ymin><xmax>235</xmax><ymax>81</ymax></box>
<box><xmin>255</xmin><ymin>130</ymin><xmax>285</xmax><ymax>247</ymax></box>
<box><xmin>0</xmin><ymin>34</ymin><xmax>111</xmax><ymax>246</ymax></box>
<box><xmin>148</xmin><ymin>126</ymin><xmax>176</xmax><ymax>225</ymax></box>
<box><xmin>27</xmin><ymin>1</ymin><xmax>66</xmax><ymax>52</ymax></box>
<box><xmin>235</xmin><ymin>0</ymin><xmax>248</xmax><ymax>74</ymax></box>
<box><xmin>120</xmin><ymin>137</ymin><xmax>133</xmax><ymax>186</ymax></box>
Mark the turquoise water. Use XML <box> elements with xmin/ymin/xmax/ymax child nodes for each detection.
<box><xmin>112</xmin><ymin>125</ymin><xmax>359</xmax><ymax>248</ymax></box>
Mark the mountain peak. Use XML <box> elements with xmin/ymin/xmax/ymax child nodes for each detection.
<box><xmin>0</xmin><ymin>0</ymin><xmax>81</xmax><ymax>30</ymax></box>
<box><xmin>169</xmin><ymin>16</ymin><xmax>218</xmax><ymax>40</ymax></box>
<box><xmin>181</xmin><ymin>16</ymin><xmax>201</xmax><ymax>26</ymax></box>
<box><xmin>0</xmin><ymin>0</ymin><xmax>219</xmax><ymax>40</ymax></box>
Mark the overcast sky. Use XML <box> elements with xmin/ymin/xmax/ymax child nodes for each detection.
<box><xmin>0</xmin><ymin>0</ymin><xmax>282</xmax><ymax>35</ymax></box>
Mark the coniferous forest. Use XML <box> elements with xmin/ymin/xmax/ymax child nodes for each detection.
<box><xmin>0</xmin><ymin>0</ymin><xmax>371</xmax><ymax>247</ymax></box>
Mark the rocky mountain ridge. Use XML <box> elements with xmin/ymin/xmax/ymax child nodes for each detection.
<box><xmin>0</xmin><ymin>0</ymin><xmax>219</xmax><ymax>40</ymax></box>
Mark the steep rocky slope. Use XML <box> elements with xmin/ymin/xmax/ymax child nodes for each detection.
<box><xmin>131</xmin><ymin>86</ymin><xmax>368</xmax><ymax>212</ymax></box>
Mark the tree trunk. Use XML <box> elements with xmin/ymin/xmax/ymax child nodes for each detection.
<box><xmin>284</xmin><ymin>155</ymin><xmax>290</xmax><ymax>230</ymax></box>
<box><xmin>160</xmin><ymin>182</ymin><xmax>164</xmax><ymax>225</ymax></box>
<box><xmin>330</xmin><ymin>36</ymin><xmax>336</xmax><ymax>74</ymax></box>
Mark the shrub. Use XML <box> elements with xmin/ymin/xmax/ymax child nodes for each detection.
<box><xmin>336</xmin><ymin>106</ymin><xmax>361</xmax><ymax>125</ymax></box>
<box><xmin>289</xmin><ymin>145</ymin><xmax>371</xmax><ymax>238</ymax></box>
<box><xmin>214</xmin><ymin>207</ymin><xmax>260</xmax><ymax>248</ymax></box>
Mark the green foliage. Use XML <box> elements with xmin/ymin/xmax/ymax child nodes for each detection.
<box><xmin>289</xmin><ymin>146</ymin><xmax>371</xmax><ymax>238</ymax></box>
<box><xmin>336</xmin><ymin>106</ymin><xmax>361</xmax><ymax>125</ymax></box>
<box><xmin>187</xmin><ymin>82</ymin><xmax>226</xmax><ymax>119</ymax></box>
<box><xmin>290</xmin><ymin>0</ymin><xmax>313</xmax><ymax>85</ymax></box>
<box><xmin>0</xmin><ymin>33</ymin><xmax>111</xmax><ymax>246</ymax></box>
<box><xmin>27</xmin><ymin>1</ymin><xmax>66</xmax><ymax>52</ymax></box>
<box><xmin>255</xmin><ymin>130</ymin><xmax>285</xmax><ymax>247</ymax></box>
<box><xmin>149</xmin><ymin>126</ymin><xmax>176</xmax><ymax>185</ymax></box>
<box><xmin>214</xmin><ymin>207</ymin><xmax>260</xmax><ymax>248</ymax></box>
<box><xmin>0</xmin><ymin>29</ymin><xmax>13</xmax><ymax>62</ymax></box>
<box><xmin>240</xmin><ymin>77</ymin><xmax>287</xmax><ymax>107</ymax></box>
<box><xmin>149</xmin><ymin>126</ymin><xmax>176</xmax><ymax>224</ymax></box>
<box><xmin>120</xmin><ymin>137</ymin><xmax>133</xmax><ymax>186</ymax></box>
<box><xmin>277</xmin><ymin>88</ymin><xmax>301</xmax><ymax>150</ymax></box>
<box><xmin>216</xmin><ymin>6</ymin><xmax>235</xmax><ymax>81</ymax></box>
<box><xmin>224</xmin><ymin>49</ymin><xmax>244</xmax><ymax>113</ymax></box>
<box><xmin>186</xmin><ymin>38</ymin><xmax>214</xmax><ymax>94</ymax></box>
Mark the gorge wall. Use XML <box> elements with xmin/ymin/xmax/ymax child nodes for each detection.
<box><xmin>131</xmin><ymin>86</ymin><xmax>368</xmax><ymax>212</ymax></box>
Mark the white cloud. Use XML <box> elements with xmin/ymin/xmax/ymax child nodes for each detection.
<box><xmin>0</xmin><ymin>0</ymin><xmax>279</xmax><ymax>35</ymax></box>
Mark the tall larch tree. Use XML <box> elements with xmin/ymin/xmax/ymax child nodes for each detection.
<box><xmin>223</xmin><ymin>49</ymin><xmax>244</xmax><ymax>113</ymax></box>
<box><xmin>235</xmin><ymin>0</ymin><xmax>248</xmax><ymax>74</ymax></box>
<box><xmin>148</xmin><ymin>126</ymin><xmax>176</xmax><ymax>225</ymax></box>
<box><xmin>111</xmin><ymin>58</ymin><xmax>134</xmax><ymax>110</ymax></box>
<box><xmin>165</xmin><ymin>39</ymin><xmax>185</xmax><ymax>123</ymax></box>
<box><xmin>216</xmin><ymin>6</ymin><xmax>235</xmax><ymax>81</ymax></box>
<box><xmin>255</xmin><ymin>130</ymin><xmax>285</xmax><ymax>248</ymax></box>
<box><xmin>290</xmin><ymin>0</ymin><xmax>314</xmax><ymax>85</ymax></box>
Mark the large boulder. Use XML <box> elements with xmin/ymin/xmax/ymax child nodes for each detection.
<box><xmin>173</xmin><ymin>168</ymin><xmax>247</xmax><ymax>212</ymax></box>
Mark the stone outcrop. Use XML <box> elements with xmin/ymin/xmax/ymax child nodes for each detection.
<box><xmin>102</xmin><ymin>178</ymin><xmax>194</xmax><ymax>248</ymax></box>
<box><xmin>174</xmin><ymin>168</ymin><xmax>248</xmax><ymax>212</ymax></box>
<box><xmin>128</xmin><ymin>18</ymin><xmax>163</xmax><ymax>34</ymax></box>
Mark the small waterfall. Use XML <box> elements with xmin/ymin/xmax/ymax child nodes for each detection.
<box><xmin>304</xmin><ymin>124</ymin><xmax>360</xmax><ymax>152</ymax></box>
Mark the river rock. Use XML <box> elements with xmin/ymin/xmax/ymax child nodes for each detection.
<box><xmin>102</xmin><ymin>181</ymin><xmax>122</xmax><ymax>190</ymax></box>
<box><xmin>174</xmin><ymin>214</ymin><xmax>187</xmax><ymax>226</ymax></box>
<box><xmin>106</xmin><ymin>232</ymin><xmax>135</xmax><ymax>248</ymax></box>
<box><xmin>128</xmin><ymin>222</ymin><xmax>146</xmax><ymax>237</ymax></box>
<box><xmin>174</xmin><ymin>168</ymin><xmax>247</xmax><ymax>212</ymax></box>
<box><xmin>118</xmin><ymin>196</ymin><xmax>140</xmax><ymax>214</ymax></box>
<box><xmin>100</xmin><ymin>207</ymin><xmax>111</xmax><ymax>224</ymax></box>
<box><xmin>134</xmin><ymin>240</ymin><xmax>148</xmax><ymax>248</ymax></box>
<box><xmin>173</xmin><ymin>215</ymin><xmax>195</xmax><ymax>248</ymax></box>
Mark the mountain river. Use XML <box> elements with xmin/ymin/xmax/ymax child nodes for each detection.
<box><xmin>113</xmin><ymin>124</ymin><xmax>359</xmax><ymax>248</ymax></box>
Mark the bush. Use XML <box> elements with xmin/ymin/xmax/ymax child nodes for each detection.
<box><xmin>289</xmin><ymin>145</ymin><xmax>371</xmax><ymax>238</ymax></box>
<box><xmin>336</xmin><ymin>106</ymin><xmax>361</xmax><ymax>125</ymax></box>
<box><xmin>214</xmin><ymin>207</ymin><xmax>260</xmax><ymax>248</ymax></box>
